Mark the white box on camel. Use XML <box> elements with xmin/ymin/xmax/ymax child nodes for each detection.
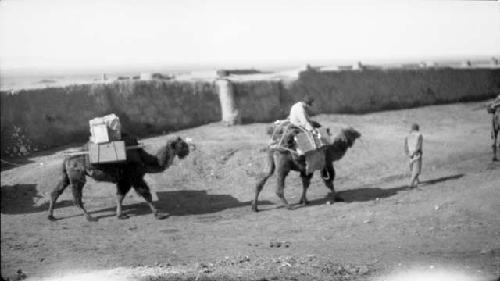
<box><xmin>89</xmin><ymin>114</ymin><xmax>122</xmax><ymax>144</ymax></box>
<box><xmin>88</xmin><ymin>114</ymin><xmax>126</xmax><ymax>164</ymax></box>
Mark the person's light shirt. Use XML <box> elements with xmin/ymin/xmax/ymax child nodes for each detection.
<box><xmin>289</xmin><ymin>101</ymin><xmax>314</xmax><ymax>130</ymax></box>
<box><xmin>405</xmin><ymin>131</ymin><xmax>423</xmax><ymax>157</ymax></box>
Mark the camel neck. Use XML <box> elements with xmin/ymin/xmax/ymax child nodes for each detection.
<box><xmin>158</xmin><ymin>144</ymin><xmax>176</xmax><ymax>169</ymax></box>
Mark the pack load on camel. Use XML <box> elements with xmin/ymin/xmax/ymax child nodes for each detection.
<box><xmin>269</xmin><ymin>119</ymin><xmax>334</xmax><ymax>174</ymax></box>
<box><xmin>88</xmin><ymin>114</ymin><xmax>127</xmax><ymax>164</ymax></box>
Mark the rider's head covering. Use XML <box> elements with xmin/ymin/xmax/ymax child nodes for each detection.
<box><xmin>303</xmin><ymin>95</ymin><xmax>314</xmax><ymax>106</ymax></box>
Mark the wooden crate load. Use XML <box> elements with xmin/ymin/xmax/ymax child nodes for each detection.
<box><xmin>317</xmin><ymin>127</ymin><xmax>332</xmax><ymax>146</ymax></box>
<box><xmin>88</xmin><ymin>114</ymin><xmax>126</xmax><ymax>164</ymax></box>
<box><xmin>294</xmin><ymin>127</ymin><xmax>332</xmax><ymax>155</ymax></box>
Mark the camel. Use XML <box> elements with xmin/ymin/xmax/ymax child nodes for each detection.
<box><xmin>47</xmin><ymin>135</ymin><xmax>192</xmax><ymax>221</ymax></box>
<box><xmin>252</xmin><ymin>126</ymin><xmax>361</xmax><ymax>212</ymax></box>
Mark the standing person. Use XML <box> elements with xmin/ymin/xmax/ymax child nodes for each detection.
<box><xmin>488</xmin><ymin>95</ymin><xmax>500</xmax><ymax>161</ymax></box>
<box><xmin>404</xmin><ymin>123</ymin><xmax>423</xmax><ymax>188</ymax></box>
<box><xmin>288</xmin><ymin>95</ymin><xmax>320</xmax><ymax>131</ymax></box>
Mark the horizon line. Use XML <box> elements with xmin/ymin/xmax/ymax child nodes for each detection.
<box><xmin>2</xmin><ymin>54</ymin><xmax>499</xmax><ymax>75</ymax></box>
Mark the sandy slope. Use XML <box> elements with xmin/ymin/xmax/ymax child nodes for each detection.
<box><xmin>1</xmin><ymin>101</ymin><xmax>499</xmax><ymax>280</ymax></box>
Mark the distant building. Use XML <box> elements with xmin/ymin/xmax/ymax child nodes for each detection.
<box><xmin>140</xmin><ymin>73</ymin><xmax>153</xmax><ymax>80</ymax></box>
<box><xmin>401</xmin><ymin>63</ymin><xmax>421</xmax><ymax>70</ymax></box>
<box><xmin>319</xmin><ymin>65</ymin><xmax>353</xmax><ymax>71</ymax></box>
<box><xmin>491</xmin><ymin>57</ymin><xmax>499</xmax><ymax>66</ymax></box>
<box><xmin>337</xmin><ymin>65</ymin><xmax>353</xmax><ymax>71</ymax></box>
<box><xmin>352</xmin><ymin>62</ymin><xmax>364</xmax><ymax>71</ymax></box>
<box><xmin>216</xmin><ymin>70</ymin><xmax>229</xmax><ymax>78</ymax></box>
<box><xmin>216</xmin><ymin>69</ymin><xmax>260</xmax><ymax>78</ymax></box>
<box><xmin>461</xmin><ymin>60</ymin><xmax>472</xmax><ymax>67</ymax></box>
<box><xmin>420</xmin><ymin>61</ymin><xmax>437</xmax><ymax>68</ymax></box>
<box><xmin>152</xmin><ymin>73</ymin><xmax>173</xmax><ymax>80</ymax></box>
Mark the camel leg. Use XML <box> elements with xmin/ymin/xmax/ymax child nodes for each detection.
<box><xmin>274</xmin><ymin>154</ymin><xmax>292</xmax><ymax>209</ymax></box>
<box><xmin>47</xmin><ymin>174</ymin><xmax>70</xmax><ymax>221</ymax></box>
<box><xmin>252</xmin><ymin>150</ymin><xmax>275</xmax><ymax>212</ymax></box>
<box><xmin>70</xmin><ymin>180</ymin><xmax>96</xmax><ymax>222</ymax></box>
<box><xmin>322</xmin><ymin>163</ymin><xmax>342</xmax><ymax>203</ymax></box>
<box><xmin>491</xmin><ymin>114</ymin><xmax>498</xmax><ymax>161</ymax></box>
<box><xmin>253</xmin><ymin>176</ymin><xmax>267</xmax><ymax>213</ymax></box>
<box><xmin>298</xmin><ymin>172</ymin><xmax>313</xmax><ymax>205</ymax></box>
<box><xmin>116</xmin><ymin>180</ymin><xmax>131</xmax><ymax>219</ymax></box>
<box><xmin>493</xmin><ymin>130</ymin><xmax>498</xmax><ymax>162</ymax></box>
<box><xmin>133</xmin><ymin>178</ymin><xmax>167</xmax><ymax>220</ymax></box>
<box><xmin>115</xmin><ymin>194</ymin><xmax>128</xmax><ymax>219</ymax></box>
<box><xmin>276</xmin><ymin>170</ymin><xmax>291</xmax><ymax>209</ymax></box>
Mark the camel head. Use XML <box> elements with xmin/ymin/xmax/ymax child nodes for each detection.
<box><xmin>155</xmin><ymin>136</ymin><xmax>192</xmax><ymax>169</ymax></box>
<box><xmin>340</xmin><ymin>127</ymin><xmax>361</xmax><ymax>147</ymax></box>
<box><xmin>169</xmin><ymin>136</ymin><xmax>190</xmax><ymax>159</ymax></box>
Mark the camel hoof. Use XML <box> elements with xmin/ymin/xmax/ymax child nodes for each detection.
<box><xmin>252</xmin><ymin>206</ymin><xmax>259</xmax><ymax>213</ymax></box>
<box><xmin>154</xmin><ymin>213</ymin><xmax>169</xmax><ymax>220</ymax></box>
<box><xmin>334</xmin><ymin>196</ymin><xmax>345</xmax><ymax>202</ymax></box>
<box><xmin>299</xmin><ymin>200</ymin><xmax>310</xmax><ymax>206</ymax></box>
<box><xmin>86</xmin><ymin>216</ymin><xmax>98</xmax><ymax>222</ymax></box>
<box><xmin>47</xmin><ymin>215</ymin><xmax>57</xmax><ymax>221</ymax></box>
<box><xmin>276</xmin><ymin>203</ymin><xmax>292</xmax><ymax>210</ymax></box>
<box><xmin>117</xmin><ymin>214</ymin><xmax>129</xmax><ymax>220</ymax></box>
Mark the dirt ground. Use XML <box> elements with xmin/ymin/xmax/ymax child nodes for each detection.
<box><xmin>1</xmin><ymin>101</ymin><xmax>500</xmax><ymax>281</ymax></box>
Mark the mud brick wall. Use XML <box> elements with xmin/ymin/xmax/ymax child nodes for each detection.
<box><xmin>289</xmin><ymin>68</ymin><xmax>500</xmax><ymax>114</ymax></box>
<box><xmin>231</xmin><ymin>81</ymin><xmax>287</xmax><ymax>123</ymax></box>
<box><xmin>1</xmin><ymin>81</ymin><xmax>219</xmax><ymax>156</ymax></box>
<box><xmin>2</xmin><ymin>68</ymin><xmax>499</xmax><ymax>156</ymax></box>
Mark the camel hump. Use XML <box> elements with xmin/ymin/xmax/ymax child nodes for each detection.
<box><xmin>120</xmin><ymin>133</ymin><xmax>139</xmax><ymax>146</ymax></box>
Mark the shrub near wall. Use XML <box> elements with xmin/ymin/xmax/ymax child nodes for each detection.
<box><xmin>291</xmin><ymin>68</ymin><xmax>500</xmax><ymax>113</ymax></box>
<box><xmin>1</xmin><ymin>80</ymin><xmax>219</xmax><ymax>157</ymax></box>
<box><xmin>1</xmin><ymin>85</ymin><xmax>99</xmax><ymax>156</ymax></box>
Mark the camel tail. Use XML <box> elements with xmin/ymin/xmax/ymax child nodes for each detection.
<box><xmin>61</xmin><ymin>157</ymin><xmax>70</xmax><ymax>177</ymax></box>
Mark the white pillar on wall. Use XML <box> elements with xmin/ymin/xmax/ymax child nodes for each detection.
<box><xmin>216</xmin><ymin>79</ymin><xmax>240</xmax><ymax>125</ymax></box>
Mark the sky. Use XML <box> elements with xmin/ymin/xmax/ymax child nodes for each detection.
<box><xmin>0</xmin><ymin>0</ymin><xmax>499</xmax><ymax>72</ymax></box>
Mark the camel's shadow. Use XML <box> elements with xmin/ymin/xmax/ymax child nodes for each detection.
<box><xmin>299</xmin><ymin>185</ymin><xmax>408</xmax><ymax>208</ymax></box>
<box><xmin>297</xmin><ymin>173</ymin><xmax>465</xmax><ymax>208</ymax></box>
<box><xmin>1</xmin><ymin>184</ymin><xmax>73</xmax><ymax>214</ymax></box>
<box><xmin>1</xmin><ymin>159</ymin><xmax>35</xmax><ymax>172</ymax></box>
<box><xmin>91</xmin><ymin>190</ymin><xmax>273</xmax><ymax>219</ymax></box>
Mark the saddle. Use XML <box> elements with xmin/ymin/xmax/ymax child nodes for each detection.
<box><xmin>268</xmin><ymin>120</ymin><xmax>299</xmax><ymax>151</ymax></box>
<box><xmin>268</xmin><ymin>120</ymin><xmax>332</xmax><ymax>174</ymax></box>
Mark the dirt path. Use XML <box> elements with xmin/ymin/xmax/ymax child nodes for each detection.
<box><xmin>2</xmin><ymin>102</ymin><xmax>500</xmax><ymax>280</ymax></box>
